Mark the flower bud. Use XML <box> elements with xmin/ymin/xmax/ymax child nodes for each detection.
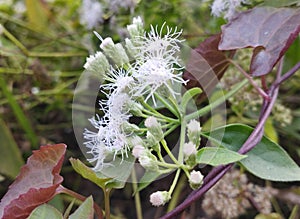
<box><xmin>83</xmin><ymin>51</ymin><xmax>109</xmax><ymax>80</ymax></box>
<box><xmin>187</xmin><ymin>119</ymin><xmax>201</xmax><ymax>146</ymax></box>
<box><xmin>183</xmin><ymin>142</ymin><xmax>197</xmax><ymax>158</ymax></box>
<box><xmin>100</xmin><ymin>37</ymin><xmax>129</xmax><ymax>67</ymax></box>
<box><xmin>150</xmin><ymin>191</ymin><xmax>171</xmax><ymax>207</ymax></box>
<box><xmin>145</xmin><ymin>116</ymin><xmax>164</xmax><ymax>141</ymax></box>
<box><xmin>138</xmin><ymin>151</ymin><xmax>158</xmax><ymax>171</ymax></box>
<box><xmin>132</xmin><ymin>144</ymin><xmax>145</xmax><ymax>158</ymax></box>
<box><xmin>125</xmin><ymin>38</ymin><xmax>138</xmax><ymax>59</ymax></box>
<box><xmin>189</xmin><ymin>170</ymin><xmax>204</xmax><ymax>190</ymax></box>
<box><xmin>127</xmin><ymin>16</ymin><xmax>144</xmax><ymax>38</ymax></box>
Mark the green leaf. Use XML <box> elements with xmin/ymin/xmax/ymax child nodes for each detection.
<box><xmin>0</xmin><ymin>118</ymin><xmax>24</xmax><ymax>179</ymax></box>
<box><xmin>25</xmin><ymin>0</ymin><xmax>49</xmax><ymax>32</ymax></box>
<box><xmin>69</xmin><ymin>196</ymin><xmax>94</xmax><ymax>219</ymax></box>
<box><xmin>70</xmin><ymin>158</ymin><xmax>111</xmax><ymax>190</ymax></box>
<box><xmin>196</xmin><ymin>147</ymin><xmax>247</xmax><ymax>166</ymax></box>
<box><xmin>203</xmin><ymin>124</ymin><xmax>300</xmax><ymax>181</ymax></box>
<box><xmin>137</xmin><ymin>171</ymin><xmax>162</xmax><ymax>193</ymax></box>
<box><xmin>96</xmin><ymin>154</ymin><xmax>135</xmax><ymax>189</ymax></box>
<box><xmin>27</xmin><ymin>204</ymin><xmax>63</xmax><ymax>219</ymax></box>
<box><xmin>180</xmin><ymin>87</ymin><xmax>202</xmax><ymax>111</ymax></box>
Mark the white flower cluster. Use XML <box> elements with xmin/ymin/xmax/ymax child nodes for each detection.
<box><xmin>79</xmin><ymin>0</ymin><xmax>103</xmax><ymax>30</ymax></box>
<box><xmin>211</xmin><ymin>0</ymin><xmax>249</xmax><ymax>20</ymax></box>
<box><xmin>83</xmin><ymin>17</ymin><xmax>187</xmax><ymax>171</ymax></box>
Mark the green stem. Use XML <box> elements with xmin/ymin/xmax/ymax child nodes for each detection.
<box><xmin>140</xmin><ymin>98</ymin><xmax>179</xmax><ymax>123</ymax></box>
<box><xmin>1</xmin><ymin>24</ymin><xmax>29</xmax><ymax>55</ymax></box>
<box><xmin>156</xmin><ymin>161</ymin><xmax>179</xmax><ymax>169</ymax></box>
<box><xmin>185</xmin><ymin>79</ymin><xmax>248</xmax><ymax>121</ymax></box>
<box><xmin>154</xmin><ymin>93</ymin><xmax>180</xmax><ymax>118</ymax></box>
<box><xmin>168</xmin><ymin>169</ymin><xmax>181</xmax><ymax>195</ymax></box>
<box><xmin>161</xmin><ymin>139</ymin><xmax>180</xmax><ymax>165</ymax></box>
<box><xmin>131</xmin><ymin>169</ymin><xmax>143</xmax><ymax>219</ymax></box>
<box><xmin>104</xmin><ymin>188</ymin><xmax>111</xmax><ymax>219</ymax></box>
<box><xmin>167</xmin><ymin>174</ymin><xmax>186</xmax><ymax>212</ymax></box>
<box><xmin>178</xmin><ymin>118</ymin><xmax>187</xmax><ymax>164</ymax></box>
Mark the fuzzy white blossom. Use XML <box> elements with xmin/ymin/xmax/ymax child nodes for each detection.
<box><xmin>83</xmin><ymin>16</ymin><xmax>187</xmax><ymax>171</ymax></box>
<box><xmin>183</xmin><ymin>142</ymin><xmax>197</xmax><ymax>158</ymax></box>
<box><xmin>189</xmin><ymin>170</ymin><xmax>204</xmax><ymax>189</ymax></box>
<box><xmin>79</xmin><ymin>0</ymin><xmax>103</xmax><ymax>29</ymax></box>
<box><xmin>84</xmin><ymin>51</ymin><xmax>109</xmax><ymax>76</ymax></box>
<box><xmin>132</xmin><ymin>144</ymin><xmax>145</xmax><ymax>158</ymax></box>
<box><xmin>150</xmin><ymin>191</ymin><xmax>171</xmax><ymax>207</ymax></box>
<box><xmin>211</xmin><ymin>0</ymin><xmax>249</xmax><ymax>20</ymax></box>
<box><xmin>187</xmin><ymin>119</ymin><xmax>201</xmax><ymax>146</ymax></box>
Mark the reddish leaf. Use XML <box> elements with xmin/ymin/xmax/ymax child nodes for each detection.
<box><xmin>219</xmin><ymin>7</ymin><xmax>300</xmax><ymax>76</ymax></box>
<box><xmin>183</xmin><ymin>34</ymin><xmax>233</xmax><ymax>102</ymax></box>
<box><xmin>0</xmin><ymin>144</ymin><xmax>66</xmax><ymax>219</ymax></box>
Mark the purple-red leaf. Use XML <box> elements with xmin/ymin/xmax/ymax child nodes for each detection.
<box><xmin>0</xmin><ymin>144</ymin><xmax>66</xmax><ymax>219</ymax></box>
<box><xmin>183</xmin><ymin>34</ymin><xmax>232</xmax><ymax>101</ymax></box>
<box><xmin>219</xmin><ymin>7</ymin><xmax>300</xmax><ymax>76</ymax></box>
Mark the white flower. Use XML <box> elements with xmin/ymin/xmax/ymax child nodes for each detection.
<box><xmin>145</xmin><ymin>116</ymin><xmax>159</xmax><ymax>128</ymax></box>
<box><xmin>132</xmin><ymin>57</ymin><xmax>186</xmax><ymax>104</ymax></box>
<box><xmin>132</xmin><ymin>144</ymin><xmax>145</xmax><ymax>158</ymax></box>
<box><xmin>150</xmin><ymin>191</ymin><xmax>171</xmax><ymax>207</ymax></box>
<box><xmin>189</xmin><ymin>170</ymin><xmax>204</xmax><ymax>189</ymax></box>
<box><xmin>84</xmin><ymin>51</ymin><xmax>109</xmax><ymax>77</ymax></box>
<box><xmin>101</xmin><ymin>68</ymin><xmax>134</xmax><ymax>94</ymax></box>
<box><xmin>137</xmin><ymin>23</ymin><xmax>183</xmax><ymax>62</ymax></box>
<box><xmin>127</xmin><ymin>16</ymin><xmax>144</xmax><ymax>39</ymax></box>
<box><xmin>99</xmin><ymin>37</ymin><xmax>129</xmax><ymax>67</ymax></box>
<box><xmin>79</xmin><ymin>0</ymin><xmax>103</xmax><ymax>29</ymax></box>
<box><xmin>187</xmin><ymin>119</ymin><xmax>201</xmax><ymax>145</ymax></box>
<box><xmin>183</xmin><ymin>142</ymin><xmax>197</xmax><ymax>158</ymax></box>
<box><xmin>189</xmin><ymin>170</ymin><xmax>204</xmax><ymax>184</ymax></box>
<box><xmin>211</xmin><ymin>0</ymin><xmax>249</xmax><ymax>20</ymax></box>
<box><xmin>187</xmin><ymin>119</ymin><xmax>201</xmax><ymax>133</ymax></box>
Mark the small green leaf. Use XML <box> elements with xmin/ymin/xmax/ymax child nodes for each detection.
<box><xmin>25</xmin><ymin>0</ymin><xmax>49</xmax><ymax>32</ymax></box>
<box><xmin>96</xmin><ymin>154</ymin><xmax>135</xmax><ymax>189</ymax></box>
<box><xmin>196</xmin><ymin>147</ymin><xmax>247</xmax><ymax>166</ymax></box>
<box><xmin>69</xmin><ymin>196</ymin><xmax>94</xmax><ymax>219</ymax></box>
<box><xmin>180</xmin><ymin>87</ymin><xmax>202</xmax><ymax>111</ymax></box>
<box><xmin>203</xmin><ymin>124</ymin><xmax>300</xmax><ymax>181</ymax></box>
<box><xmin>0</xmin><ymin>118</ymin><xmax>24</xmax><ymax>179</ymax></box>
<box><xmin>70</xmin><ymin>158</ymin><xmax>111</xmax><ymax>190</ymax></box>
<box><xmin>137</xmin><ymin>171</ymin><xmax>162</xmax><ymax>193</ymax></box>
<box><xmin>27</xmin><ymin>204</ymin><xmax>63</xmax><ymax>219</ymax></box>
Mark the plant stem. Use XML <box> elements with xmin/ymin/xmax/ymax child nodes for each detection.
<box><xmin>229</xmin><ymin>60</ymin><xmax>270</xmax><ymax>100</ymax></box>
<box><xmin>161</xmin><ymin>139</ymin><xmax>180</xmax><ymax>165</ymax></box>
<box><xmin>104</xmin><ymin>188</ymin><xmax>111</xmax><ymax>219</ymax></box>
<box><xmin>131</xmin><ymin>169</ymin><xmax>143</xmax><ymax>219</ymax></box>
<box><xmin>185</xmin><ymin>79</ymin><xmax>247</xmax><ymax>121</ymax></box>
<box><xmin>57</xmin><ymin>185</ymin><xmax>103</xmax><ymax>219</ymax></box>
<box><xmin>160</xmin><ymin>61</ymin><xmax>284</xmax><ymax>219</ymax></box>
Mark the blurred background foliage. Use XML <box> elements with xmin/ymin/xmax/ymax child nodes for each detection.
<box><xmin>0</xmin><ymin>0</ymin><xmax>300</xmax><ymax>218</ymax></box>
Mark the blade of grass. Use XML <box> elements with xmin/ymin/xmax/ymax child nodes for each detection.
<box><xmin>0</xmin><ymin>76</ymin><xmax>38</xmax><ymax>148</ymax></box>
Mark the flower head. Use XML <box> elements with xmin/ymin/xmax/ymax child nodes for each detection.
<box><xmin>183</xmin><ymin>142</ymin><xmax>197</xmax><ymax>158</ymax></box>
<box><xmin>187</xmin><ymin>119</ymin><xmax>201</xmax><ymax>146</ymax></box>
<box><xmin>150</xmin><ymin>191</ymin><xmax>171</xmax><ymax>207</ymax></box>
<box><xmin>84</xmin><ymin>51</ymin><xmax>109</xmax><ymax>79</ymax></box>
<box><xmin>189</xmin><ymin>170</ymin><xmax>204</xmax><ymax>190</ymax></box>
<box><xmin>79</xmin><ymin>0</ymin><xmax>103</xmax><ymax>29</ymax></box>
<box><xmin>211</xmin><ymin>0</ymin><xmax>249</xmax><ymax>20</ymax></box>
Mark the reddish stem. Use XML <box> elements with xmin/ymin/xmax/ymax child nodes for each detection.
<box><xmin>56</xmin><ymin>185</ymin><xmax>103</xmax><ymax>219</ymax></box>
